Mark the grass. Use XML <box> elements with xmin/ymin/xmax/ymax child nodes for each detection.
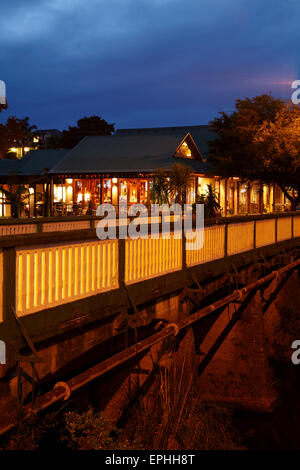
<box><xmin>123</xmin><ymin>355</ymin><xmax>244</xmax><ymax>450</ymax></box>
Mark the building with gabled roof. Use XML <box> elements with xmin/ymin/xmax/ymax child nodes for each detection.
<box><xmin>0</xmin><ymin>127</ymin><xmax>288</xmax><ymax>218</ymax></box>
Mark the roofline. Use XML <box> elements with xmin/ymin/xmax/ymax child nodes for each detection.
<box><xmin>115</xmin><ymin>124</ymin><xmax>209</xmax><ymax>132</ymax></box>
<box><xmin>51</xmin><ymin>169</ymin><xmax>216</xmax><ymax>177</ymax></box>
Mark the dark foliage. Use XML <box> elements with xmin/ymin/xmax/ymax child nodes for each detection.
<box><xmin>47</xmin><ymin>115</ymin><xmax>115</xmax><ymax>149</ymax></box>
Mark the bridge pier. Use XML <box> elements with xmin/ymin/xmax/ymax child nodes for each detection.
<box><xmin>196</xmin><ymin>291</ymin><xmax>277</xmax><ymax>412</ymax></box>
<box><xmin>263</xmin><ymin>269</ymin><xmax>300</xmax><ymax>362</ymax></box>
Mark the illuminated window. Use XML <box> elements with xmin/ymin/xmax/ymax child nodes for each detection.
<box><xmin>140</xmin><ymin>180</ymin><xmax>148</xmax><ymax>204</ymax></box>
<box><xmin>0</xmin><ymin>192</ymin><xmax>5</xmax><ymax>216</ymax></box>
<box><xmin>120</xmin><ymin>180</ymin><xmax>127</xmax><ymax>203</ymax></box>
<box><xmin>103</xmin><ymin>179</ymin><xmax>112</xmax><ymax>202</ymax></box>
<box><xmin>175</xmin><ymin>140</ymin><xmax>192</xmax><ymax>159</ymax></box>
<box><xmin>129</xmin><ymin>181</ymin><xmax>138</xmax><ymax>203</ymax></box>
<box><xmin>54</xmin><ymin>185</ymin><xmax>66</xmax><ymax>203</ymax></box>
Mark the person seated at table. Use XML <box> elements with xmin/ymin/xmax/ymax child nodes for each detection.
<box><xmin>72</xmin><ymin>202</ymin><xmax>81</xmax><ymax>216</ymax></box>
<box><xmin>86</xmin><ymin>200</ymin><xmax>95</xmax><ymax>215</ymax></box>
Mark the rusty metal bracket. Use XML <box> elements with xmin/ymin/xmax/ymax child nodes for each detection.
<box><xmin>222</xmin><ymin>262</ymin><xmax>243</xmax><ymax>290</ymax></box>
<box><xmin>121</xmin><ymin>280</ymin><xmax>139</xmax><ymax>352</ymax></box>
<box><xmin>259</xmin><ymin>250</ymin><xmax>272</xmax><ymax>270</ymax></box>
<box><xmin>11</xmin><ymin>306</ymin><xmax>41</xmax><ymax>406</ymax></box>
<box><xmin>183</xmin><ymin>266</ymin><xmax>206</xmax><ymax>309</ymax></box>
<box><xmin>230</xmin><ymin>261</ymin><xmax>239</xmax><ymax>276</ymax></box>
<box><xmin>184</xmin><ymin>266</ymin><xmax>205</xmax><ymax>294</ymax></box>
<box><xmin>11</xmin><ymin>306</ymin><xmax>39</xmax><ymax>360</ymax></box>
<box><xmin>121</xmin><ymin>280</ymin><xmax>139</xmax><ymax>316</ymax></box>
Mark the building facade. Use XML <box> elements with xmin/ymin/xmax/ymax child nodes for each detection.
<box><xmin>0</xmin><ymin>126</ymin><xmax>291</xmax><ymax>219</ymax></box>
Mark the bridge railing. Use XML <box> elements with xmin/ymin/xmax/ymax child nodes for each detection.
<box><xmin>16</xmin><ymin>239</ymin><xmax>118</xmax><ymax>316</ymax></box>
<box><xmin>0</xmin><ymin>212</ymin><xmax>299</xmax><ymax>322</ymax></box>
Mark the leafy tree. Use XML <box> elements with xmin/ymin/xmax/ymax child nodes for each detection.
<box><xmin>150</xmin><ymin>168</ymin><xmax>170</xmax><ymax>204</ymax></box>
<box><xmin>0</xmin><ymin>117</ymin><xmax>26</xmax><ymax>158</ymax></box>
<box><xmin>255</xmin><ymin>103</ymin><xmax>300</xmax><ymax>210</ymax></box>
<box><xmin>208</xmin><ymin>94</ymin><xmax>300</xmax><ymax>211</ymax></box>
<box><xmin>169</xmin><ymin>163</ymin><xmax>191</xmax><ymax>205</ymax></box>
<box><xmin>0</xmin><ymin>184</ymin><xmax>30</xmax><ymax>218</ymax></box>
<box><xmin>21</xmin><ymin>116</ymin><xmax>37</xmax><ymax>149</ymax></box>
<box><xmin>208</xmin><ymin>94</ymin><xmax>284</xmax><ymax>179</ymax></box>
<box><xmin>47</xmin><ymin>115</ymin><xmax>115</xmax><ymax>149</ymax></box>
<box><xmin>150</xmin><ymin>163</ymin><xmax>192</xmax><ymax>206</ymax></box>
<box><xmin>0</xmin><ymin>116</ymin><xmax>37</xmax><ymax>158</ymax></box>
<box><xmin>195</xmin><ymin>184</ymin><xmax>221</xmax><ymax>218</ymax></box>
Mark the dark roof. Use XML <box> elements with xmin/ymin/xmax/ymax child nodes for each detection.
<box><xmin>115</xmin><ymin>125</ymin><xmax>217</xmax><ymax>160</ymax></box>
<box><xmin>0</xmin><ymin>159</ymin><xmax>22</xmax><ymax>176</ymax></box>
<box><xmin>50</xmin><ymin>134</ymin><xmax>213</xmax><ymax>175</ymax></box>
<box><xmin>0</xmin><ymin>149</ymin><xmax>68</xmax><ymax>176</ymax></box>
<box><xmin>19</xmin><ymin>149</ymin><xmax>69</xmax><ymax>175</ymax></box>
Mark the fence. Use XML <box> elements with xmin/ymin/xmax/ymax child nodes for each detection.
<box><xmin>0</xmin><ymin>213</ymin><xmax>299</xmax><ymax>321</ymax></box>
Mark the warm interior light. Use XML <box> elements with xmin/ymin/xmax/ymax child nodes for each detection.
<box><xmin>112</xmin><ymin>178</ymin><xmax>118</xmax><ymax>184</ymax></box>
<box><xmin>66</xmin><ymin>179</ymin><xmax>73</xmax><ymax>185</ymax></box>
<box><xmin>0</xmin><ymin>192</ymin><xmax>4</xmax><ymax>217</ymax></box>
<box><xmin>66</xmin><ymin>185</ymin><xmax>73</xmax><ymax>200</ymax></box>
<box><xmin>112</xmin><ymin>185</ymin><xmax>118</xmax><ymax>201</ymax></box>
<box><xmin>54</xmin><ymin>185</ymin><xmax>66</xmax><ymax>202</ymax></box>
<box><xmin>177</xmin><ymin>140</ymin><xmax>192</xmax><ymax>158</ymax></box>
<box><xmin>29</xmin><ymin>187</ymin><xmax>34</xmax><ymax>195</ymax></box>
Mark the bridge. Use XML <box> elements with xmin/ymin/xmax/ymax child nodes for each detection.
<box><xmin>0</xmin><ymin>211</ymin><xmax>300</xmax><ymax>434</ymax></box>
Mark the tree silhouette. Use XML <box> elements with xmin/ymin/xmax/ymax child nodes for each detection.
<box><xmin>255</xmin><ymin>103</ymin><xmax>300</xmax><ymax>210</ymax></box>
<box><xmin>208</xmin><ymin>94</ymin><xmax>300</xmax><ymax>210</ymax></box>
<box><xmin>208</xmin><ymin>94</ymin><xmax>284</xmax><ymax>179</ymax></box>
<box><xmin>0</xmin><ymin>116</ymin><xmax>37</xmax><ymax>158</ymax></box>
<box><xmin>150</xmin><ymin>163</ymin><xmax>191</xmax><ymax>206</ymax></box>
<box><xmin>47</xmin><ymin>115</ymin><xmax>115</xmax><ymax>149</ymax></box>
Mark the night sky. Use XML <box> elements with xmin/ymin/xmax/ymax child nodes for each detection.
<box><xmin>0</xmin><ymin>0</ymin><xmax>299</xmax><ymax>130</ymax></box>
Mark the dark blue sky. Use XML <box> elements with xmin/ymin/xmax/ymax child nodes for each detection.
<box><xmin>0</xmin><ymin>0</ymin><xmax>299</xmax><ymax>130</ymax></box>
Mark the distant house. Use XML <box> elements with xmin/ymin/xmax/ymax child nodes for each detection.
<box><xmin>6</xmin><ymin>129</ymin><xmax>62</xmax><ymax>160</ymax></box>
<box><xmin>32</xmin><ymin>129</ymin><xmax>62</xmax><ymax>148</ymax></box>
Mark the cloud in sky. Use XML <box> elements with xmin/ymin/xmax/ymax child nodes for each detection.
<box><xmin>0</xmin><ymin>0</ymin><xmax>299</xmax><ymax>129</ymax></box>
